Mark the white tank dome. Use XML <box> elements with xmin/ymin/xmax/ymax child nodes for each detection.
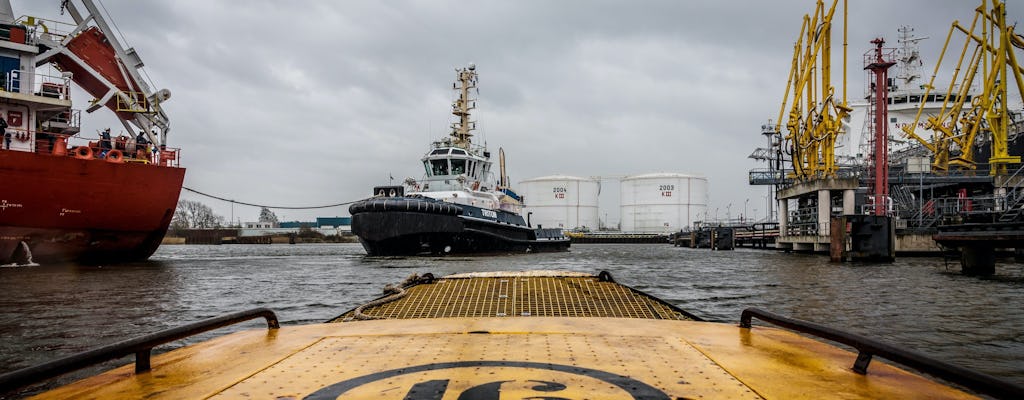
<box><xmin>620</xmin><ymin>173</ymin><xmax>708</xmax><ymax>233</ymax></box>
<box><xmin>520</xmin><ymin>175</ymin><xmax>600</xmax><ymax>230</ymax></box>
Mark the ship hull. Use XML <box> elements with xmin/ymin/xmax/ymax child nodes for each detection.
<box><xmin>0</xmin><ymin>150</ymin><xmax>185</xmax><ymax>264</ymax></box>
<box><xmin>350</xmin><ymin>198</ymin><xmax>570</xmax><ymax>256</ymax></box>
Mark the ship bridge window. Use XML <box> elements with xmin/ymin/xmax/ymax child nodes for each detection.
<box><xmin>451</xmin><ymin>149</ymin><xmax>466</xmax><ymax>155</ymax></box>
<box><xmin>424</xmin><ymin>161</ymin><xmax>432</xmax><ymax>176</ymax></box>
<box><xmin>431</xmin><ymin>159</ymin><xmax>449</xmax><ymax>175</ymax></box>
<box><xmin>451</xmin><ymin>159</ymin><xmax>466</xmax><ymax>175</ymax></box>
<box><xmin>431</xmin><ymin>149</ymin><xmax>449</xmax><ymax>155</ymax></box>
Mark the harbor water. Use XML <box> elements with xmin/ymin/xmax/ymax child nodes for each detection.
<box><xmin>1</xmin><ymin>243</ymin><xmax>1023</xmax><ymax>394</ymax></box>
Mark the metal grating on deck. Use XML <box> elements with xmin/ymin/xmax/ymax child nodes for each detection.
<box><xmin>334</xmin><ymin>276</ymin><xmax>692</xmax><ymax>321</ymax></box>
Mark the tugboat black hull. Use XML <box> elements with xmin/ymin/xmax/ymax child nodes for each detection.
<box><xmin>350</xmin><ymin>198</ymin><xmax>570</xmax><ymax>256</ymax></box>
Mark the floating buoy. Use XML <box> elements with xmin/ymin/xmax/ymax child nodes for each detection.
<box><xmin>72</xmin><ymin>146</ymin><xmax>93</xmax><ymax>160</ymax></box>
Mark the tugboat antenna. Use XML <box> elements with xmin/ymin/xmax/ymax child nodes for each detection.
<box><xmin>450</xmin><ymin>64</ymin><xmax>478</xmax><ymax>148</ymax></box>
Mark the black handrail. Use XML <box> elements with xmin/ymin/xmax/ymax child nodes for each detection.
<box><xmin>0</xmin><ymin>307</ymin><xmax>279</xmax><ymax>394</ymax></box>
<box><xmin>740</xmin><ymin>308</ymin><xmax>1024</xmax><ymax>400</ymax></box>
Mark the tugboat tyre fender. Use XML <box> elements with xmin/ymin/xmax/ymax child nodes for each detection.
<box><xmin>349</xmin><ymin>198</ymin><xmax>462</xmax><ymax>216</ymax></box>
<box><xmin>105</xmin><ymin>149</ymin><xmax>124</xmax><ymax>163</ymax></box>
<box><xmin>72</xmin><ymin>146</ymin><xmax>94</xmax><ymax>160</ymax></box>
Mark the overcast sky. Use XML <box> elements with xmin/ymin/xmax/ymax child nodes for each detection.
<box><xmin>13</xmin><ymin>0</ymin><xmax>1021</xmax><ymax>225</ymax></box>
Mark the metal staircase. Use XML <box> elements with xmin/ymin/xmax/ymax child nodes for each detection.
<box><xmin>997</xmin><ymin>164</ymin><xmax>1024</xmax><ymax>222</ymax></box>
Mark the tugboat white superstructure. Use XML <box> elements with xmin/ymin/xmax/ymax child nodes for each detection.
<box><xmin>349</xmin><ymin>64</ymin><xmax>570</xmax><ymax>256</ymax></box>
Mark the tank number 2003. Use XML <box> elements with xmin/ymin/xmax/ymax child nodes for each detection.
<box><xmin>553</xmin><ymin>187</ymin><xmax>567</xmax><ymax>199</ymax></box>
<box><xmin>659</xmin><ymin>184</ymin><xmax>674</xmax><ymax>197</ymax></box>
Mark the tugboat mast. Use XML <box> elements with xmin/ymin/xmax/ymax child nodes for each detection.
<box><xmin>451</xmin><ymin>63</ymin><xmax>478</xmax><ymax>149</ymax></box>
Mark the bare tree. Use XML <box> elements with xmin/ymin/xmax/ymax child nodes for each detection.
<box><xmin>171</xmin><ymin>200</ymin><xmax>225</xmax><ymax>229</ymax></box>
<box><xmin>258</xmin><ymin>207</ymin><xmax>279</xmax><ymax>225</ymax></box>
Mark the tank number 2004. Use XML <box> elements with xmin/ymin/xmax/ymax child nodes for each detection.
<box><xmin>659</xmin><ymin>184</ymin><xmax>674</xmax><ymax>197</ymax></box>
<box><xmin>553</xmin><ymin>187</ymin><xmax>567</xmax><ymax>199</ymax></box>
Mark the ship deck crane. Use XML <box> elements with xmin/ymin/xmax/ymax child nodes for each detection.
<box><xmin>899</xmin><ymin>0</ymin><xmax>1024</xmax><ymax>174</ymax></box>
<box><xmin>29</xmin><ymin>0</ymin><xmax>171</xmax><ymax>149</ymax></box>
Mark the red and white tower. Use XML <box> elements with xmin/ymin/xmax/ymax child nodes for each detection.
<box><xmin>864</xmin><ymin>39</ymin><xmax>896</xmax><ymax>216</ymax></box>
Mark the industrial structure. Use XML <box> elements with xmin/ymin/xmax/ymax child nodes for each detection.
<box><xmin>519</xmin><ymin>175</ymin><xmax>601</xmax><ymax>231</ymax></box>
<box><xmin>520</xmin><ymin>173</ymin><xmax>708</xmax><ymax>234</ymax></box>
<box><xmin>749</xmin><ymin>0</ymin><xmax>1024</xmax><ymax>271</ymax></box>
<box><xmin>620</xmin><ymin>173</ymin><xmax>708</xmax><ymax>233</ymax></box>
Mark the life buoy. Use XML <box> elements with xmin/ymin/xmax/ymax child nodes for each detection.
<box><xmin>105</xmin><ymin>149</ymin><xmax>124</xmax><ymax>163</ymax></box>
<box><xmin>72</xmin><ymin>146</ymin><xmax>93</xmax><ymax>160</ymax></box>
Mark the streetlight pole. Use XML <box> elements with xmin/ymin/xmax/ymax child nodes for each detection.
<box><xmin>726</xmin><ymin>203</ymin><xmax>732</xmax><ymax>224</ymax></box>
<box><xmin>744</xmin><ymin>198</ymin><xmax>749</xmax><ymax>223</ymax></box>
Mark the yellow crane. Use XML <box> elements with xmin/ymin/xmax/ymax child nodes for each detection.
<box><xmin>900</xmin><ymin>0</ymin><xmax>1024</xmax><ymax>174</ymax></box>
<box><xmin>774</xmin><ymin>0</ymin><xmax>852</xmax><ymax>181</ymax></box>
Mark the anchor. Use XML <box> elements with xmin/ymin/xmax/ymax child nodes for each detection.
<box><xmin>6</xmin><ymin>241</ymin><xmax>37</xmax><ymax>266</ymax></box>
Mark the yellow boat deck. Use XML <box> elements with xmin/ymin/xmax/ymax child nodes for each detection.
<box><xmin>27</xmin><ymin>271</ymin><xmax>982</xmax><ymax>399</ymax></box>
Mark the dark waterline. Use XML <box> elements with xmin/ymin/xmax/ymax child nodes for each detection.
<box><xmin>1</xmin><ymin>243</ymin><xmax>1022</xmax><ymax>395</ymax></box>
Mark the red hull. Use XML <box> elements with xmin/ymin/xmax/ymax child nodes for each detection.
<box><xmin>0</xmin><ymin>150</ymin><xmax>185</xmax><ymax>264</ymax></box>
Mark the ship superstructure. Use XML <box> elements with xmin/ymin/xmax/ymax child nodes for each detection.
<box><xmin>349</xmin><ymin>64</ymin><xmax>567</xmax><ymax>256</ymax></box>
<box><xmin>843</xmin><ymin>26</ymin><xmax>981</xmax><ymax>167</ymax></box>
<box><xmin>0</xmin><ymin>0</ymin><xmax>184</xmax><ymax>265</ymax></box>
<box><xmin>407</xmin><ymin>64</ymin><xmax>522</xmax><ymax>214</ymax></box>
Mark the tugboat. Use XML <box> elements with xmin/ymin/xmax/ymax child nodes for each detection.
<box><xmin>349</xmin><ymin>64</ymin><xmax>569</xmax><ymax>256</ymax></box>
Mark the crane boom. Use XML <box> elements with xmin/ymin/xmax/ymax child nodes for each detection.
<box><xmin>32</xmin><ymin>0</ymin><xmax>171</xmax><ymax>148</ymax></box>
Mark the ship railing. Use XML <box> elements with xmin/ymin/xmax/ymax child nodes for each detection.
<box><xmin>741</xmin><ymin>308</ymin><xmax>1024</xmax><ymax>400</ymax></box>
<box><xmin>115</xmin><ymin>91</ymin><xmax>151</xmax><ymax>113</ymax></box>
<box><xmin>16</xmin><ymin>15</ymin><xmax>78</xmax><ymax>45</ymax></box>
<box><xmin>0</xmin><ymin>308</ymin><xmax>279</xmax><ymax>394</ymax></box>
<box><xmin>429</xmin><ymin>139</ymin><xmax>488</xmax><ymax>156</ymax></box>
<box><xmin>22</xmin><ymin>130</ymin><xmax>183</xmax><ymax>168</ymax></box>
<box><xmin>0</xmin><ymin>127</ymin><xmax>75</xmax><ymax>155</ymax></box>
<box><xmin>2</xmin><ymin>69</ymin><xmax>72</xmax><ymax>100</ymax></box>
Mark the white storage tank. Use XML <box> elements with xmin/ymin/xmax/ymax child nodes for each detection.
<box><xmin>620</xmin><ymin>173</ymin><xmax>707</xmax><ymax>233</ymax></box>
<box><xmin>519</xmin><ymin>175</ymin><xmax>600</xmax><ymax>230</ymax></box>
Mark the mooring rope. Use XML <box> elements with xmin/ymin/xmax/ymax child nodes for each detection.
<box><xmin>182</xmin><ymin>186</ymin><xmax>364</xmax><ymax>210</ymax></box>
<box><xmin>352</xmin><ymin>284</ymin><xmax>408</xmax><ymax>321</ymax></box>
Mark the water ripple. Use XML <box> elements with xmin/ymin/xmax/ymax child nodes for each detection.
<box><xmin>0</xmin><ymin>242</ymin><xmax>1021</xmax><ymax>394</ymax></box>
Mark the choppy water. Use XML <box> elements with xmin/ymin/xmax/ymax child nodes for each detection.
<box><xmin>1</xmin><ymin>243</ymin><xmax>1023</xmax><ymax>396</ymax></box>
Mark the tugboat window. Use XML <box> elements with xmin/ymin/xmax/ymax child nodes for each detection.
<box><xmin>452</xmin><ymin>149</ymin><xmax>466</xmax><ymax>155</ymax></box>
<box><xmin>431</xmin><ymin>159</ymin><xmax>449</xmax><ymax>175</ymax></box>
<box><xmin>424</xmin><ymin>161</ymin><xmax>432</xmax><ymax>176</ymax></box>
<box><xmin>451</xmin><ymin>159</ymin><xmax>466</xmax><ymax>175</ymax></box>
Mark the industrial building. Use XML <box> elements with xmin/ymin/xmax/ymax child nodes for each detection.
<box><xmin>240</xmin><ymin>217</ymin><xmax>352</xmax><ymax>237</ymax></box>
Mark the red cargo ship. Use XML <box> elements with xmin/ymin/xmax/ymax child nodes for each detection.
<box><xmin>0</xmin><ymin>1</ymin><xmax>184</xmax><ymax>265</ymax></box>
